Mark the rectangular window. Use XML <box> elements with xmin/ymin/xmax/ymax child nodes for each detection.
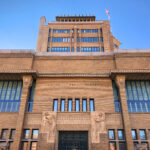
<box><xmin>32</xmin><ymin>129</ymin><xmax>39</xmax><ymax>139</ymax></box>
<box><xmin>89</xmin><ymin>99</ymin><xmax>94</xmax><ymax>111</ymax></box>
<box><xmin>100</xmin><ymin>37</ymin><xmax>103</xmax><ymax>42</ymax></box>
<box><xmin>108</xmin><ymin>130</ymin><xmax>115</xmax><ymax>140</ymax></box>
<box><xmin>77</xmin><ymin>47</ymin><xmax>80</xmax><ymax>52</ymax></box>
<box><xmin>139</xmin><ymin>129</ymin><xmax>146</xmax><ymax>140</ymax></box>
<box><xmin>112</xmin><ymin>80</ymin><xmax>121</xmax><ymax>112</ymax></box>
<box><xmin>21</xmin><ymin>142</ymin><xmax>28</xmax><ymax>150</ymax></box>
<box><xmin>0</xmin><ymin>81</ymin><xmax>23</xmax><ymax>112</ymax></box>
<box><xmin>100</xmin><ymin>28</ymin><xmax>102</xmax><ymax>33</ymax></box>
<box><xmin>48</xmin><ymin>37</ymin><xmax>51</xmax><ymax>42</ymax></box>
<box><xmin>71</xmin><ymin>47</ymin><xmax>74</xmax><ymax>52</ymax></box>
<box><xmin>133</xmin><ymin>142</ymin><xmax>138</xmax><ymax>150</ymax></box>
<box><xmin>149</xmin><ymin>129</ymin><xmax>150</xmax><ymax>137</ymax></box>
<box><xmin>23</xmin><ymin>129</ymin><xmax>30</xmax><ymax>139</ymax></box>
<box><xmin>53</xmin><ymin>29</ymin><xmax>70</xmax><ymax>33</ymax></box>
<box><xmin>81</xmin><ymin>37</ymin><xmax>99</xmax><ymax>42</ymax></box>
<box><xmin>109</xmin><ymin>142</ymin><xmax>116</xmax><ymax>150</ymax></box>
<box><xmin>30</xmin><ymin>142</ymin><xmax>38</xmax><ymax>150</ymax></box>
<box><xmin>47</xmin><ymin>47</ymin><xmax>50</xmax><ymax>52</ymax></box>
<box><xmin>81</xmin><ymin>47</ymin><xmax>100</xmax><ymax>52</ymax></box>
<box><xmin>1</xmin><ymin>129</ymin><xmax>8</xmax><ymax>139</ymax></box>
<box><xmin>131</xmin><ymin>129</ymin><xmax>137</xmax><ymax>140</ymax></box>
<box><xmin>51</xmin><ymin>47</ymin><xmax>70</xmax><ymax>52</ymax></box>
<box><xmin>10</xmin><ymin>129</ymin><xmax>15</xmax><ymax>140</ymax></box>
<box><xmin>77</xmin><ymin>37</ymin><xmax>80</xmax><ymax>42</ymax></box>
<box><xmin>60</xmin><ymin>99</ymin><xmax>65</xmax><ymax>112</ymax></box>
<box><xmin>101</xmin><ymin>47</ymin><xmax>104</xmax><ymax>52</ymax></box>
<box><xmin>52</xmin><ymin>37</ymin><xmax>72</xmax><ymax>42</ymax></box>
<box><xmin>81</xmin><ymin>29</ymin><xmax>98</xmax><ymax>33</ymax></box>
<box><xmin>53</xmin><ymin>99</ymin><xmax>58</xmax><ymax>112</ymax></box>
<box><xmin>125</xmin><ymin>80</ymin><xmax>150</xmax><ymax>113</ymax></box>
<box><xmin>26</xmin><ymin>80</ymin><xmax>36</xmax><ymax>112</ymax></box>
<box><xmin>118</xmin><ymin>130</ymin><xmax>124</xmax><ymax>140</ymax></box>
<box><xmin>49</xmin><ymin>29</ymin><xmax>51</xmax><ymax>33</ymax></box>
<box><xmin>75</xmin><ymin>99</ymin><xmax>80</xmax><ymax>112</ymax></box>
<box><xmin>82</xmin><ymin>99</ymin><xmax>87</xmax><ymax>112</ymax></box>
<box><xmin>68</xmin><ymin>99</ymin><xmax>72</xmax><ymax>112</ymax></box>
<box><xmin>119</xmin><ymin>142</ymin><xmax>126</xmax><ymax>150</ymax></box>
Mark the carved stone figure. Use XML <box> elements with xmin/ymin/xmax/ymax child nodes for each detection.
<box><xmin>41</xmin><ymin>111</ymin><xmax>57</xmax><ymax>143</ymax></box>
<box><xmin>91</xmin><ymin>111</ymin><xmax>106</xmax><ymax>143</ymax></box>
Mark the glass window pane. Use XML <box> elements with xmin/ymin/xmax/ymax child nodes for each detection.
<box><xmin>68</xmin><ymin>99</ymin><xmax>72</xmax><ymax>112</ymax></box>
<box><xmin>1</xmin><ymin>129</ymin><xmax>8</xmax><ymax>139</ymax></box>
<box><xmin>23</xmin><ymin>129</ymin><xmax>30</xmax><ymax>139</ymax></box>
<box><xmin>10</xmin><ymin>81</ymin><xmax>17</xmax><ymax>100</ymax></box>
<box><xmin>5</xmin><ymin>81</ymin><xmax>13</xmax><ymax>100</ymax></box>
<box><xmin>89</xmin><ymin>99</ymin><xmax>94</xmax><ymax>111</ymax></box>
<box><xmin>134</xmin><ymin>142</ymin><xmax>138</xmax><ymax>150</ymax></box>
<box><xmin>30</xmin><ymin>142</ymin><xmax>37</xmax><ymax>150</ymax></box>
<box><xmin>10</xmin><ymin>129</ymin><xmax>15</xmax><ymax>139</ymax></box>
<box><xmin>82</xmin><ymin>99</ymin><xmax>87</xmax><ymax>112</ymax></box>
<box><xmin>53</xmin><ymin>99</ymin><xmax>58</xmax><ymax>112</ymax></box>
<box><xmin>32</xmin><ymin>130</ymin><xmax>39</xmax><ymax>139</ymax></box>
<box><xmin>139</xmin><ymin>129</ymin><xmax>146</xmax><ymax>140</ymax></box>
<box><xmin>108</xmin><ymin>130</ymin><xmax>115</xmax><ymax>140</ymax></box>
<box><xmin>149</xmin><ymin>129</ymin><xmax>150</xmax><ymax>137</ymax></box>
<box><xmin>75</xmin><ymin>99</ymin><xmax>80</xmax><ymax>112</ymax></box>
<box><xmin>119</xmin><ymin>142</ymin><xmax>126</xmax><ymax>150</ymax></box>
<box><xmin>131</xmin><ymin>130</ymin><xmax>137</xmax><ymax>140</ymax></box>
<box><xmin>21</xmin><ymin>142</ymin><xmax>28</xmax><ymax>150</ymax></box>
<box><xmin>109</xmin><ymin>142</ymin><xmax>116</xmax><ymax>150</ymax></box>
<box><xmin>118</xmin><ymin>130</ymin><xmax>124</xmax><ymax>140</ymax></box>
<box><xmin>61</xmin><ymin>99</ymin><xmax>65</xmax><ymax>112</ymax></box>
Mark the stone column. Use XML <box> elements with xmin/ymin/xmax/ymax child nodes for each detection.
<box><xmin>72</xmin><ymin>98</ymin><xmax>75</xmax><ymax>111</ymax></box>
<box><xmin>13</xmin><ymin>75</ymin><xmax>33</xmax><ymax>150</ymax></box>
<box><xmin>115</xmin><ymin>75</ymin><xmax>134</xmax><ymax>150</ymax></box>
<box><xmin>87</xmin><ymin>98</ymin><xmax>89</xmax><ymax>112</ymax></box>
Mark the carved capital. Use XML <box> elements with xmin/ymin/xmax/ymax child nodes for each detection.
<box><xmin>115</xmin><ymin>75</ymin><xmax>126</xmax><ymax>88</ymax></box>
<box><xmin>23</xmin><ymin>75</ymin><xmax>33</xmax><ymax>88</ymax></box>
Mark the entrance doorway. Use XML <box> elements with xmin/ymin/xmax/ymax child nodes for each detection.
<box><xmin>58</xmin><ymin>131</ymin><xmax>88</xmax><ymax>150</ymax></box>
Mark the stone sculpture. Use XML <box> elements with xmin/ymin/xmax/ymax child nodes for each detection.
<box><xmin>91</xmin><ymin>111</ymin><xmax>106</xmax><ymax>143</ymax></box>
<box><xmin>41</xmin><ymin>111</ymin><xmax>57</xmax><ymax>143</ymax></box>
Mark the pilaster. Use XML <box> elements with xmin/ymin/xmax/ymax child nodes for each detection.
<box><xmin>115</xmin><ymin>75</ymin><xmax>134</xmax><ymax>150</ymax></box>
<box><xmin>13</xmin><ymin>75</ymin><xmax>33</xmax><ymax>150</ymax></box>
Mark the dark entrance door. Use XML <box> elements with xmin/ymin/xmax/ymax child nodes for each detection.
<box><xmin>58</xmin><ymin>131</ymin><xmax>88</xmax><ymax>150</ymax></box>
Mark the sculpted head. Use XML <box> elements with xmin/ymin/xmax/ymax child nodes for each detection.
<box><xmin>95</xmin><ymin>112</ymin><xmax>105</xmax><ymax>122</ymax></box>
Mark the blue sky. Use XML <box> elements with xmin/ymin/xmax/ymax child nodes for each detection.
<box><xmin>0</xmin><ymin>0</ymin><xmax>150</xmax><ymax>50</ymax></box>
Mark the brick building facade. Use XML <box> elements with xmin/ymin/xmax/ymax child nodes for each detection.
<box><xmin>0</xmin><ymin>15</ymin><xmax>150</xmax><ymax>150</ymax></box>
